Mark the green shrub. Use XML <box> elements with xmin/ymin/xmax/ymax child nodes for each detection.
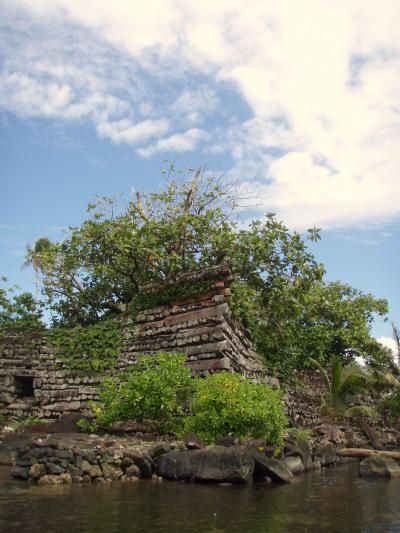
<box><xmin>183</xmin><ymin>372</ymin><xmax>287</xmax><ymax>444</ymax></box>
<box><xmin>89</xmin><ymin>352</ymin><xmax>194</xmax><ymax>433</ymax></box>
<box><xmin>379</xmin><ymin>393</ymin><xmax>400</xmax><ymax>423</ymax></box>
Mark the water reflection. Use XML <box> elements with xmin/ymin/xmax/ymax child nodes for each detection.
<box><xmin>1</xmin><ymin>464</ymin><xmax>400</xmax><ymax>532</ymax></box>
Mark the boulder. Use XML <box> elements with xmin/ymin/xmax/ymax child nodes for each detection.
<box><xmin>183</xmin><ymin>432</ymin><xmax>204</xmax><ymax>450</ymax></box>
<box><xmin>249</xmin><ymin>450</ymin><xmax>293</xmax><ymax>483</ymax></box>
<box><xmin>215</xmin><ymin>436</ymin><xmax>240</xmax><ymax>447</ymax></box>
<box><xmin>29</xmin><ymin>463</ymin><xmax>46</xmax><ymax>480</ymax></box>
<box><xmin>156</xmin><ymin>450</ymin><xmax>197</xmax><ymax>481</ymax></box>
<box><xmin>149</xmin><ymin>442</ymin><xmax>171</xmax><ymax>459</ymax></box>
<box><xmin>359</xmin><ymin>456</ymin><xmax>400</xmax><ymax>478</ymax></box>
<box><xmin>124</xmin><ymin>450</ymin><xmax>154</xmax><ymax>478</ymax></box>
<box><xmin>193</xmin><ymin>446</ymin><xmax>254</xmax><ymax>483</ymax></box>
<box><xmin>37</xmin><ymin>473</ymin><xmax>71</xmax><ymax>485</ymax></box>
<box><xmin>10</xmin><ymin>466</ymin><xmax>29</xmax><ymax>480</ymax></box>
<box><xmin>125</xmin><ymin>464</ymin><xmax>140</xmax><ymax>478</ymax></box>
<box><xmin>101</xmin><ymin>463</ymin><xmax>123</xmax><ymax>480</ymax></box>
<box><xmin>46</xmin><ymin>462</ymin><xmax>65</xmax><ymax>475</ymax></box>
<box><xmin>315</xmin><ymin>442</ymin><xmax>337</xmax><ymax>467</ymax></box>
<box><xmin>282</xmin><ymin>456</ymin><xmax>304</xmax><ymax>474</ymax></box>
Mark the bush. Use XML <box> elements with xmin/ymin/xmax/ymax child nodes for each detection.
<box><xmin>183</xmin><ymin>372</ymin><xmax>287</xmax><ymax>444</ymax></box>
<box><xmin>88</xmin><ymin>352</ymin><xmax>194</xmax><ymax>433</ymax></box>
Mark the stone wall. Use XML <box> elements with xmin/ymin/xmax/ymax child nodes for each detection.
<box><xmin>0</xmin><ymin>266</ymin><xmax>275</xmax><ymax>421</ymax></box>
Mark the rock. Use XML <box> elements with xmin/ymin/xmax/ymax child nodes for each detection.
<box><xmin>156</xmin><ymin>450</ymin><xmax>197</xmax><ymax>481</ymax></box>
<box><xmin>80</xmin><ymin>460</ymin><xmax>92</xmax><ymax>474</ymax></box>
<box><xmin>149</xmin><ymin>442</ymin><xmax>171</xmax><ymax>459</ymax></box>
<box><xmin>215</xmin><ymin>436</ymin><xmax>240</xmax><ymax>447</ymax></box>
<box><xmin>193</xmin><ymin>446</ymin><xmax>254</xmax><ymax>483</ymax></box>
<box><xmin>101</xmin><ymin>463</ymin><xmax>123</xmax><ymax>480</ymax></box>
<box><xmin>71</xmin><ymin>475</ymin><xmax>83</xmax><ymax>483</ymax></box>
<box><xmin>183</xmin><ymin>432</ymin><xmax>204</xmax><ymax>450</ymax></box>
<box><xmin>282</xmin><ymin>456</ymin><xmax>304</xmax><ymax>474</ymax></box>
<box><xmin>109</xmin><ymin>420</ymin><xmax>156</xmax><ymax>434</ymax></box>
<box><xmin>37</xmin><ymin>475</ymin><xmax>64</xmax><ymax>485</ymax></box>
<box><xmin>315</xmin><ymin>442</ymin><xmax>337</xmax><ymax>467</ymax></box>
<box><xmin>124</xmin><ymin>451</ymin><xmax>154</xmax><ymax>478</ymax></box>
<box><xmin>157</xmin><ymin>446</ymin><xmax>254</xmax><ymax>483</ymax></box>
<box><xmin>29</xmin><ymin>463</ymin><xmax>46</xmax><ymax>480</ymax></box>
<box><xmin>46</xmin><ymin>462</ymin><xmax>65</xmax><ymax>475</ymax></box>
<box><xmin>249</xmin><ymin>450</ymin><xmax>293</xmax><ymax>483</ymax></box>
<box><xmin>125</xmin><ymin>464</ymin><xmax>140</xmax><ymax>478</ymax></box>
<box><xmin>37</xmin><ymin>474</ymin><xmax>71</xmax><ymax>485</ymax></box>
<box><xmin>88</xmin><ymin>464</ymin><xmax>103</xmax><ymax>478</ymax></box>
<box><xmin>66</xmin><ymin>464</ymin><xmax>82</xmax><ymax>476</ymax></box>
<box><xmin>359</xmin><ymin>456</ymin><xmax>400</xmax><ymax>478</ymax></box>
<box><xmin>286</xmin><ymin>439</ymin><xmax>313</xmax><ymax>471</ymax></box>
<box><xmin>10</xmin><ymin>466</ymin><xmax>29</xmax><ymax>480</ymax></box>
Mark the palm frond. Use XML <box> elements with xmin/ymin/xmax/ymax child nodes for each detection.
<box><xmin>345</xmin><ymin>405</ymin><xmax>377</xmax><ymax>421</ymax></box>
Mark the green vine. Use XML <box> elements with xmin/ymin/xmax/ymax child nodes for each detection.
<box><xmin>47</xmin><ymin>320</ymin><xmax>123</xmax><ymax>374</ymax></box>
<box><xmin>133</xmin><ymin>278</ymin><xmax>216</xmax><ymax>312</ymax></box>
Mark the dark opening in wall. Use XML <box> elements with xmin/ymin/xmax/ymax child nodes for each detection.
<box><xmin>14</xmin><ymin>376</ymin><xmax>34</xmax><ymax>398</ymax></box>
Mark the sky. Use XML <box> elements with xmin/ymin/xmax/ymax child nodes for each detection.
<box><xmin>0</xmin><ymin>0</ymin><xmax>399</xmax><ymax>351</ymax></box>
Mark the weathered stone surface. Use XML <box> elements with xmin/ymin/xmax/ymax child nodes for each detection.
<box><xmin>124</xmin><ymin>450</ymin><xmax>154</xmax><ymax>478</ymax></box>
<box><xmin>101</xmin><ymin>463</ymin><xmax>123</xmax><ymax>480</ymax></box>
<box><xmin>149</xmin><ymin>442</ymin><xmax>171</xmax><ymax>459</ymax></box>
<box><xmin>183</xmin><ymin>432</ymin><xmax>204</xmax><ymax>450</ymax></box>
<box><xmin>315</xmin><ymin>442</ymin><xmax>337</xmax><ymax>467</ymax></box>
<box><xmin>29</xmin><ymin>463</ymin><xmax>46</xmax><ymax>480</ymax></box>
<box><xmin>46</xmin><ymin>462</ymin><xmax>65</xmax><ymax>475</ymax></box>
<box><xmin>193</xmin><ymin>446</ymin><xmax>254</xmax><ymax>483</ymax></box>
<box><xmin>249</xmin><ymin>450</ymin><xmax>293</xmax><ymax>483</ymax></box>
<box><xmin>125</xmin><ymin>464</ymin><xmax>140</xmax><ymax>478</ymax></box>
<box><xmin>282</xmin><ymin>456</ymin><xmax>304</xmax><ymax>474</ymax></box>
<box><xmin>10</xmin><ymin>466</ymin><xmax>29</xmax><ymax>480</ymax></box>
<box><xmin>359</xmin><ymin>456</ymin><xmax>400</xmax><ymax>478</ymax></box>
<box><xmin>156</xmin><ymin>450</ymin><xmax>196</xmax><ymax>481</ymax></box>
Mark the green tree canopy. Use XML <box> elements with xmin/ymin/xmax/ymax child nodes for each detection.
<box><xmin>0</xmin><ymin>278</ymin><xmax>44</xmax><ymax>329</ymax></box>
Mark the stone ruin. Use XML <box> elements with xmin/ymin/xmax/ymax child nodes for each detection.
<box><xmin>0</xmin><ymin>265</ymin><xmax>276</xmax><ymax>421</ymax></box>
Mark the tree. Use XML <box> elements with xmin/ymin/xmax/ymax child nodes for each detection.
<box><xmin>25</xmin><ymin>167</ymin><xmax>323</xmax><ymax>328</ymax></box>
<box><xmin>0</xmin><ymin>278</ymin><xmax>44</xmax><ymax>329</ymax></box>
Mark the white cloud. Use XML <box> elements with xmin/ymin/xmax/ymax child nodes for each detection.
<box><xmin>1</xmin><ymin>1</ymin><xmax>400</xmax><ymax>228</ymax></box>
<box><xmin>136</xmin><ymin>128</ymin><xmax>208</xmax><ymax>158</ymax></box>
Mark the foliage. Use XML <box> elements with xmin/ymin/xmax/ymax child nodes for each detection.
<box><xmin>379</xmin><ymin>393</ymin><xmax>400</xmax><ymax>424</ymax></box>
<box><xmin>231</xmin><ymin>280</ymin><xmax>391</xmax><ymax>377</ymax></box>
<box><xmin>9</xmin><ymin>416</ymin><xmax>41</xmax><ymax>430</ymax></box>
<box><xmin>288</xmin><ymin>426</ymin><xmax>311</xmax><ymax>444</ymax></box>
<box><xmin>47</xmin><ymin>320</ymin><xmax>122</xmax><ymax>373</ymax></box>
<box><xmin>21</xmin><ymin>167</ymin><xmax>391</xmax><ymax>378</ymax></box>
<box><xmin>183</xmin><ymin>372</ymin><xmax>287</xmax><ymax>444</ymax></box>
<box><xmin>311</xmin><ymin>356</ymin><xmax>376</xmax><ymax>421</ymax></box>
<box><xmin>0</xmin><ymin>278</ymin><xmax>44</xmax><ymax>329</ymax></box>
<box><xmin>135</xmin><ymin>278</ymin><xmax>214</xmax><ymax>311</ymax></box>
<box><xmin>87</xmin><ymin>352</ymin><xmax>194</xmax><ymax>433</ymax></box>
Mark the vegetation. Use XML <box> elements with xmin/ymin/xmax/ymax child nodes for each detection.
<box><xmin>183</xmin><ymin>372</ymin><xmax>287</xmax><ymax>444</ymax></box>
<box><xmin>83</xmin><ymin>352</ymin><xmax>195</xmax><ymax>433</ymax></box>
<box><xmin>311</xmin><ymin>356</ymin><xmax>376</xmax><ymax>421</ymax></box>
<box><xmin>0</xmin><ymin>278</ymin><xmax>44</xmax><ymax>329</ymax></box>
<box><xmin>0</xmin><ymin>165</ymin><xmax>390</xmax><ymax>379</ymax></box>
<box><xmin>47</xmin><ymin>320</ymin><xmax>123</xmax><ymax>373</ymax></box>
<box><xmin>8</xmin><ymin>416</ymin><xmax>41</xmax><ymax>430</ymax></box>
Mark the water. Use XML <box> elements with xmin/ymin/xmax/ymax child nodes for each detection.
<box><xmin>1</xmin><ymin>464</ymin><xmax>400</xmax><ymax>533</ymax></box>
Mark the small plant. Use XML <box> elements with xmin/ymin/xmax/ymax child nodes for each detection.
<box><xmin>310</xmin><ymin>356</ymin><xmax>376</xmax><ymax>421</ymax></box>
<box><xmin>379</xmin><ymin>393</ymin><xmax>400</xmax><ymax>424</ymax></box>
<box><xmin>183</xmin><ymin>372</ymin><xmax>287</xmax><ymax>445</ymax></box>
<box><xmin>88</xmin><ymin>352</ymin><xmax>194</xmax><ymax>433</ymax></box>
<box><xmin>9</xmin><ymin>416</ymin><xmax>41</xmax><ymax>430</ymax></box>
<box><xmin>77</xmin><ymin>418</ymin><xmax>97</xmax><ymax>433</ymax></box>
<box><xmin>288</xmin><ymin>426</ymin><xmax>311</xmax><ymax>444</ymax></box>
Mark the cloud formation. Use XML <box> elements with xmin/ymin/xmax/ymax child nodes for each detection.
<box><xmin>1</xmin><ymin>0</ymin><xmax>400</xmax><ymax>229</ymax></box>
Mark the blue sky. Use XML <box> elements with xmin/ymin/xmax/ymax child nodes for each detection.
<box><xmin>1</xmin><ymin>1</ymin><xmax>399</xmax><ymax>350</ymax></box>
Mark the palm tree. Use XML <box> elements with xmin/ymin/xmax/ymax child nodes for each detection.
<box><xmin>311</xmin><ymin>356</ymin><xmax>376</xmax><ymax>422</ymax></box>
